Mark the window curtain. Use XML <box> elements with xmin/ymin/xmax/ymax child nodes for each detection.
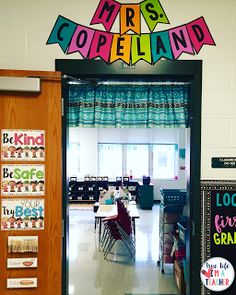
<box><xmin>68</xmin><ymin>83</ymin><xmax>190</xmax><ymax>128</ymax></box>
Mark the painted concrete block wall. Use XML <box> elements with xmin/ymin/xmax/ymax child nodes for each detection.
<box><xmin>0</xmin><ymin>0</ymin><xmax>235</xmax><ymax>180</ymax></box>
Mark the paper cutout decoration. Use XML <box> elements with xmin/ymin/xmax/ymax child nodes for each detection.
<box><xmin>169</xmin><ymin>25</ymin><xmax>194</xmax><ymax>59</ymax></box>
<box><xmin>140</xmin><ymin>0</ymin><xmax>169</xmax><ymax>32</ymax></box>
<box><xmin>88</xmin><ymin>30</ymin><xmax>113</xmax><ymax>63</ymax></box>
<box><xmin>151</xmin><ymin>31</ymin><xmax>173</xmax><ymax>63</ymax></box>
<box><xmin>110</xmin><ymin>34</ymin><xmax>132</xmax><ymax>64</ymax></box>
<box><xmin>186</xmin><ymin>17</ymin><xmax>216</xmax><ymax>53</ymax></box>
<box><xmin>46</xmin><ymin>0</ymin><xmax>216</xmax><ymax>65</ymax></box>
<box><xmin>131</xmin><ymin>34</ymin><xmax>152</xmax><ymax>65</ymax></box>
<box><xmin>90</xmin><ymin>0</ymin><xmax>121</xmax><ymax>31</ymax></box>
<box><xmin>46</xmin><ymin>15</ymin><xmax>77</xmax><ymax>52</ymax></box>
<box><xmin>120</xmin><ymin>4</ymin><xmax>141</xmax><ymax>35</ymax></box>
<box><xmin>67</xmin><ymin>25</ymin><xmax>95</xmax><ymax>58</ymax></box>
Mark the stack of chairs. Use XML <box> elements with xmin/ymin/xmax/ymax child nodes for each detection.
<box><xmin>100</xmin><ymin>200</ymin><xmax>135</xmax><ymax>261</ymax></box>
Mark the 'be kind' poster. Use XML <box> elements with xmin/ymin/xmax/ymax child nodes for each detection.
<box><xmin>1</xmin><ymin>164</ymin><xmax>45</xmax><ymax>196</ymax></box>
<box><xmin>1</xmin><ymin>199</ymin><xmax>44</xmax><ymax>230</ymax></box>
<box><xmin>1</xmin><ymin>129</ymin><xmax>45</xmax><ymax>161</ymax></box>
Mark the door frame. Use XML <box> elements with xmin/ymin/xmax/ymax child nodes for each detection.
<box><xmin>56</xmin><ymin>59</ymin><xmax>202</xmax><ymax>295</ymax></box>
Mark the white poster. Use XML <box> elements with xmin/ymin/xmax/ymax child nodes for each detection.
<box><xmin>1</xmin><ymin>164</ymin><xmax>45</xmax><ymax>196</ymax></box>
<box><xmin>1</xmin><ymin>199</ymin><xmax>44</xmax><ymax>230</ymax></box>
<box><xmin>1</xmin><ymin>129</ymin><xmax>45</xmax><ymax>161</ymax></box>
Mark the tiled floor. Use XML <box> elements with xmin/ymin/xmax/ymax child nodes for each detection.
<box><xmin>69</xmin><ymin>204</ymin><xmax>179</xmax><ymax>295</ymax></box>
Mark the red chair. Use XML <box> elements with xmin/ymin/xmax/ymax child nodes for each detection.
<box><xmin>101</xmin><ymin>200</ymin><xmax>136</xmax><ymax>261</ymax></box>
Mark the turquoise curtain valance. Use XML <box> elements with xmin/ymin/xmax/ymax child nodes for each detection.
<box><xmin>68</xmin><ymin>83</ymin><xmax>190</xmax><ymax>128</ymax></box>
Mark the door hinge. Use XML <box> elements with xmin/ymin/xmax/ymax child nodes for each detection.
<box><xmin>62</xmin><ymin>97</ymin><xmax>64</xmax><ymax>117</ymax></box>
<box><xmin>191</xmin><ymin>219</ymin><xmax>195</xmax><ymax>236</ymax></box>
<box><xmin>62</xmin><ymin>219</ymin><xmax>64</xmax><ymax>238</ymax></box>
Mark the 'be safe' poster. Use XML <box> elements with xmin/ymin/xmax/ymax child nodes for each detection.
<box><xmin>1</xmin><ymin>164</ymin><xmax>45</xmax><ymax>196</ymax></box>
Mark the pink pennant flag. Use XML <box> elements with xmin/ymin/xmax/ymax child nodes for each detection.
<box><xmin>67</xmin><ymin>25</ymin><xmax>95</xmax><ymax>58</ymax></box>
<box><xmin>169</xmin><ymin>25</ymin><xmax>194</xmax><ymax>59</ymax></box>
<box><xmin>186</xmin><ymin>17</ymin><xmax>216</xmax><ymax>53</ymax></box>
<box><xmin>89</xmin><ymin>31</ymin><xmax>113</xmax><ymax>63</ymax></box>
<box><xmin>90</xmin><ymin>0</ymin><xmax>121</xmax><ymax>32</ymax></box>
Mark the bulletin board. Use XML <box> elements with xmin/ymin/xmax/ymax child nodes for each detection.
<box><xmin>201</xmin><ymin>180</ymin><xmax>236</xmax><ymax>295</ymax></box>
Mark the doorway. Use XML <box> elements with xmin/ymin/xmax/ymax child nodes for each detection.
<box><xmin>56</xmin><ymin>59</ymin><xmax>202</xmax><ymax>295</ymax></box>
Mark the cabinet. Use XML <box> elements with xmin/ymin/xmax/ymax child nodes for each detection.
<box><xmin>136</xmin><ymin>184</ymin><xmax>153</xmax><ymax>209</ymax></box>
<box><xmin>158</xmin><ymin>189</ymin><xmax>186</xmax><ymax>273</ymax></box>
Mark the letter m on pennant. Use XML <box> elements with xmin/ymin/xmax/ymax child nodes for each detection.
<box><xmin>90</xmin><ymin>0</ymin><xmax>121</xmax><ymax>32</ymax></box>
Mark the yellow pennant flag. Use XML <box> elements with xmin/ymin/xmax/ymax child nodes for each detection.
<box><xmin>110</xmin><ymin>34</ymin><xmax>132</xmax><ymax>64</ymax></box>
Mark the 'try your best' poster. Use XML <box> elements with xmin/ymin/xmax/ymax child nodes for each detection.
<box><xmin>1</xmin><ymin>199</ymin><xmax>44</xmax><ymax>230</ymax></box>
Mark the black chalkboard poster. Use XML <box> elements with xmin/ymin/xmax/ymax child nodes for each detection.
<box><xmin>201</xmin><ymin>180</ymin><xmax>236</xmax><ymax>295</ymax></box>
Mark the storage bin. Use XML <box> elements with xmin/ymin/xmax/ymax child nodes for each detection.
<box><xmin>178</xmin><ymin>222</ymin><xmax>187</xmax><ymax>245</ymax></box>
<box><xmin>160</xmin><ymin>189</ymin><xmax>186</xmax><ymax>206</ymax></box>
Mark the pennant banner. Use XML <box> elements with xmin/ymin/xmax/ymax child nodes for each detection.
<box><xmin>46</xmin><ymin>0</ymin><xmax>216</xmax><ymax>65</ymax></box>
<box><xmin>90</xmin><ymin>0</ymin><xmax>121</xmax><ymax>32</ymax></box>
<box><xmin>120</xmin><ymin>4</ymin><xmax>141</xmax><ymax>35</ymax></box>
<box><xmin>140</xmin><ymin>0</ymin><xmax>169</xmax><ymax>32</ymax></box>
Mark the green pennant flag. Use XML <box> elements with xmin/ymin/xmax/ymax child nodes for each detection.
<box><xmin>140</xmin><ymin>0</ymin><xmax>170</xmax><ymax>32</ymax></box>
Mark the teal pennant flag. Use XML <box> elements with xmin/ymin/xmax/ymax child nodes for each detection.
<box><xmin>151</xmin><ymin>31</ymin><xmax>173</xmax><ymax>63</ymax></box>
<box><xmin>46</xmin><ymin>15</ymin><xmax>77</xmax><ymax>53</ymax></box>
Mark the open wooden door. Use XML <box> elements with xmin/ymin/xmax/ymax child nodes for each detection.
<box><xmin>0</xmin><ymin>70</ymin><xmax>62</xmax><ymax>295</ymax></box>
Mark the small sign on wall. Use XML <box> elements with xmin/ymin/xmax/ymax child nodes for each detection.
<box><xmin>7</xmin><ymin>258</ymin><xmax>38</xmax><ymax>269</ymax></box>
<box><xmin>8</xmin><ymin>236</ymin><xmax>38</xmax><ymax>253</ymax></box>
<box><xmin>1</xmin><ymin>129</ymin><xmax>45</xmax><ymax>161</ymax></box>
<box><xmin>212</xmin><ymin>157</ymin><xmax>236</xmax><ymax>168</ymax></box>
<box><xmin>201</xmin><ymin>180</ymin><xmax>236</xmax><ymax>295</ymax></box>
<box><xmin>7</xmin><ymin>278</ymin><xmax>37</xmax><ymax>289</ymax></box>
<box><xmin>1</xmin><ymin>164</ymin><xmax>45</xmax><ymax>196</ymax></box>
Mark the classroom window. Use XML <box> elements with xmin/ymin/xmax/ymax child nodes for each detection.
<box><xmin>98</xmin><ymin>143</ymin><xmax>178</xmax><ymax>180</ymax></box>
<box><xmin>68</xmin><ymin>143</ymin><xmax>80</xmax><ymax>177</ymax></box>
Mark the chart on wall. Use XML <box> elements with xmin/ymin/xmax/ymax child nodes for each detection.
<box><xmin>201</xmin><ymin>180</ymin><xmax>236</xmax><ymax>295</ymax></box>
<box><xmin>1</xmin><ymin>129</ymin><xmax>45</xmax><ymax>161</ymax></box>
<box><xmin>1</xmin><ymin>164</ymin><xmax>45</xmax><ymax>196</ymax></box>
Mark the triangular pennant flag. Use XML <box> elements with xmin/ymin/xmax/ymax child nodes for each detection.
<box><xmin>110</xmin><ymin>34</ymin><xmax>132</xmax><ymax>65</ymax></box>
<box><xmin>120</xmin><ymin>4</ymin><xmax>141</xmax><ymax>35</ymax></box>
<box><xmin>89</xmin><ymin>31</ymin><xmax>113</xmax><ymax>63</ymax></box>
<box><xmin>90</xmin><ymin>0</ymin><xmax>121</xmax><ymax>32</ymax></box>
<box><xmin>46</xmin><ymin>15</ymin><xmax>77</xmax><ymax>53</ymax></box>
<box><xmin>131</xmin><ymin>34</ymin><xmax>152</xmax><ymax>65</ymax></box>
<box><xmin>151</xmin><ymin>31</ymin><xmax>173</xmax><ymax>63</ymax></box>
<box><xmin>169</xmin><ymin>25</ymin><xmax>194</xmax><ymax>59</ymax></box>
<box><xmin>67</xmin><ymin>25</ymin><xmax>95</xmax><ymax>58</ymax></box>
<box><xmin>186</xmin><ymin>17</ymin><xmax>216</xmax><ymax>53</ymax></box>
<box><xmin>141</xmin><ymin>0</ymin><xmax>170</xmax><ymax>32</ymax></box>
